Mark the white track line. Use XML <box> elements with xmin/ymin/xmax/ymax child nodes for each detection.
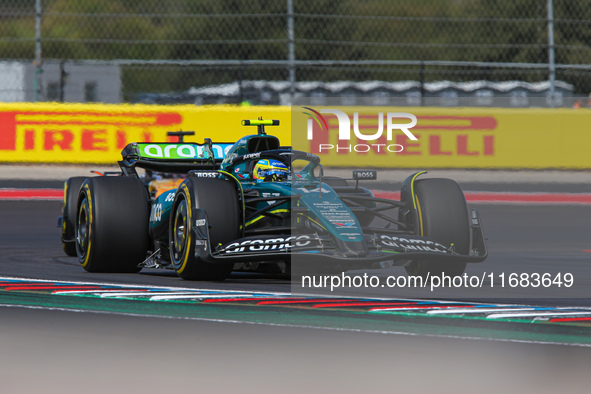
<box><xmin>53</xmin><ymin>289</ymin><xmax>152</xmax><ymax>294</ymax></box>
<box><xmin>370</xmin><ymin>306</ymin><xmax>452</xmax><ymax>312</ymax></box>
<box><xmin>97</xmin><ymin>292</ymin><xmax>244</xmax><ymax>298</ymax></box>
<box><xmin>487</xmin><ymin>311</ymin><xmax>591</xmax><ymax>319</ymax></box>
<box><xmin>427</xmin><ymin>308</ymin><xmax>540</xmax><ymax>315</ymax></box>
<box><xmin>150</xmin><ymin>294</ymin><xmax>262</xmax><ymax>301</ymax></box>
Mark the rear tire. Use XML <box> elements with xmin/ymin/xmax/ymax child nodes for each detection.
<box><xmin>76</xmin><ymin>177</ymin><xmax>149</xmax><ymax>273</ymax></box>
<box><xmin>61</xmin><ymin>176</ymin><xmax>87</xmax><ymax>256</ymax></box>
<box><xmin>169</xmin><ymin>177</ymin><xmax>240</xmax><ymax>280</ymax></box>
<box><xmin>404</xmin><ymin>178</ymin><xmax>470</xmax><ymax>279</ymax></box>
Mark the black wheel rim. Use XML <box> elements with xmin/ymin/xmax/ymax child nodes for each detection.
<box><xmin>76</xmin><ymin>197</ymin><xmax>89</xmax><ymax>259</ymax></box>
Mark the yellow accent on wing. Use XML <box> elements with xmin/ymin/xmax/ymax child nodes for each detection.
<box><xmin>410</xmin><ymin>171</ymin><xmax>427</xmax><ymax>210</ymax></box>
<box><xmin>415</xmin><ymin>193</ymin><xmax>424</xmax><ymax>237</ymax></box>
<box><xmin>245</xmin><ymin>209</ymin><xmax>290</xmax><ymax>227</ymax></box>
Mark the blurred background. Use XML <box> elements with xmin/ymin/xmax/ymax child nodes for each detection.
<box><xmin>1</xmin><ymin>0</ymin><xmax>590</xmax><ymax>107</ymax></box>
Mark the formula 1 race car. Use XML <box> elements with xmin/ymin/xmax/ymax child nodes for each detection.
<box><xmin>58</xmin><ymin>119</ymin><xmax>487</xmax><ymax>280</ymax></box>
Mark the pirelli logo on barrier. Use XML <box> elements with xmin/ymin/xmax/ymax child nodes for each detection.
<box><xmin>395</xmin><ymin>115</ymin><xmax>496</xmax><ymax>157</ymax></box>
<box><xmin>0</xmin><ymin>108</ymin><xmax>183</xmax><ymax>163</ymax></box>
<box><xmin>305</xmin><ymin>111</ymin><xmax>497</xmax><ymax>158</ymax></box>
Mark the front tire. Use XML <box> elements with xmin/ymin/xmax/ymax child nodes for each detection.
<box><xmin>76</xmin><ymin>177</ymin><xmax>149</xmax><ymax>273</ymax></box>
<box><xmin>169</xmin><ymin>177</ymin><xmax>240</xmax><ymax>280</ymax></box>
<box><xmin>404</xmin><ymin>178</ymin><xmax>470</xmax><ymax>279</ymax></box>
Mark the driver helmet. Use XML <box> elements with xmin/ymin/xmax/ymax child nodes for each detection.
<box><xmin>252</xmin><ymin>159</ymin><xmax>289</xmax><ymax>182</ymax></box>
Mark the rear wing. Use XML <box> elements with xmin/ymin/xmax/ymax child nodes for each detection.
<box><xmin>119</xmin><ymin>141</ymin><xmax>234</xmax><ymax>174</ymax></box>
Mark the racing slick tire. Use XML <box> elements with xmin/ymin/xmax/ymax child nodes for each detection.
<box><xmin>404</xmin><ymin>178</ymin><xmax>470</xmax><ymax>279</ymax></box>
<box><xmin>169</xmin><ymin>177</ymin><xmax>240</xmax><ymax>280</ymax></box>
<box><xmin>76</xmin><ymin>177</ymin><xmax>149</xmax><ymax>273</ymax></box>
<box><xmin>61</xmin><ymin>176</ymin><xmax>87</xmax><ymax>256</ymax></box>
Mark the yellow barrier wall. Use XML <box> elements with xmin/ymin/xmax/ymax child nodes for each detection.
<box><xmin>0</xmin><ymin>103</ymin><xmax>291</xmax><ymax>164</ymax></box>
<box><xmin>294</xmin><ymin>106</ymin><xmax>591</xmax><ymax>169</ymax></box>
<box><xmin>0</xmin><ymin>103</ymin><xmax>588</xmax><ymax>168</ymax></box>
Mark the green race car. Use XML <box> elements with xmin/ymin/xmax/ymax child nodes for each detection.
<box><xmin>59</xmin><ymin>119</ymin><xmax>487</xmax><ymax>280</ymax></box>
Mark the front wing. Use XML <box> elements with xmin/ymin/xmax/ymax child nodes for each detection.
<box><xmin>190</xmin><ymin>208</ymin><xmax>488</xmax><ymax>267</ymax></box>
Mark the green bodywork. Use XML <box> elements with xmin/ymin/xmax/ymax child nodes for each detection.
<box><xmin>147</xmin><ymin>133</ymin><xmax>364</xmax><ymax>247</ymax></box>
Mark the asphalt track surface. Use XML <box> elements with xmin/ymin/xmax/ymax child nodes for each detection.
<box><xmin>2</xmin><ymin>186</ymin><xmax>591</xmax><ymax>392</ymax></box>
